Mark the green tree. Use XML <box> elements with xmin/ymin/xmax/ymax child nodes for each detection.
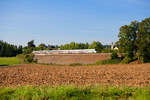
<box><xmin>23</xmin><ymin>40</ymin><xmax>36</xmax><ymax>54</ymax></box>
<box><xmin>70</xmin><ymin>42</ymin><xmax>76</xmax><ymax>49</ymax></box>
<box><xmin>59</xmin><ymin>41</ymin><xmax>101</xmax><ymax>50</ymax></box>
<box><xmin>37</xmin><ymin>43</ymin><xmax>47</xmax><ymax>50</ymax></box>
<box><xmin>17</xmin><ymin>45</ymin><xmax>23</xmax><ymax>54</ymax></box>
<box><xmin>27</xmin><ymin>40</ymin><xmax>35</xmax><ymax>48</ymax></box>
<box><xmin>116</xmin><ymin>21</ymin><xmax>138</xmax><ymax>60</ymax></box>
<box><xmin>60</xmin><ymin>45</ymin><xmax>64</xmax><ymax>50</ymax></box>
<box><xmin>111</xmin><ymin>51</ymin><xmax>118</xmax><ymax>59</ymax></box>
<box><xmin>23</xmin><ymin>47</ymin><xmax>35</xmax><ymax>54</ymax></box>
<box><xmin>75</xmin><ymin>43</ymin><xmax>79</xmax><ymax>49</ymax></box>
<box><xmin>136</xmin><ymin>18</ymin><xmax>150</xmax><ymax>62</ymax></box>
<box><xmin>78</xmin><ymin>43</ymin><xmax>85</xmax><ymax>49</ymax></box>
<box><xmin>89</xmin><ymin>41</ymin><xmax>103</xmax><ymax>53</ymax></box>
<box><xmin>0</xmin><ymin>40</ymin><xmax>21</xmax><ymax>57</ymax></box>
<box><xmin>85</xmin><ymin>42</ymin><xmax>89</xmax><ymax>49</ymax></box>
<box><xmin>117</xmin><ymin>17</ymin><xmax>150</xmax><ymax>63</ymax></box>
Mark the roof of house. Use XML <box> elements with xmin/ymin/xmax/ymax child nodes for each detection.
<box><xmin>33</xmin><ymin>49</ymin><xmax>97</xmax><ymax>55</ymax></box>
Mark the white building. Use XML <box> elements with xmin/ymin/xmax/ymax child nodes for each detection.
<box><xmin>111</xmin><ymin>42</ymin><xmax>118</xmax><ymax>50</ymax></box>
<box><xmin>33</xmin><ymin>49</ymin><xmax>97</xmax><ymax>55</ymax></box>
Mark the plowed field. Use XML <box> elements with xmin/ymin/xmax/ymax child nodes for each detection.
<box><xmin>0</xmin><ymin>64</ymin><xmax>150</xmax><ymax>87</ymax></box>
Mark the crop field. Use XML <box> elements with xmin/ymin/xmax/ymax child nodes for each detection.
<box><xmin>1</xmin><ymin>63</ymin><xmax>150</xmax><ymax>87</ymax></box>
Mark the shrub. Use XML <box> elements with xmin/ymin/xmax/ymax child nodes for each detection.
<box><xmin>69</xmin><ymin>63</ymin><xmax>82</xmax><ymax>66</ymax></box>
<box><xmin>23</xmin><ymin>47</ymin><xmax>34</xmax><ymax>54</ymax></box>
<box><xmin>139</xmin><ymin>55</ymin><xmax>150</xmax><ymax>63</ymax></box>
<box><xmin>122</xmin><ymin>57</ymin><xmax>132</xmax><ymax>64</ymax></box>
<box><xmin>24</xmin><ymin>54</ymin><xmax>36</xmax><ymax>63</ymax></box>
<box><xmin>16</xmin><ymin>54</ymin><xmax>26</xmax><ymax>63</ymax></box>
<box><xmin>96</xmin><ymin>59</ymin><xmax>121</xmax><ymax>65</ymax></box>
<box><xmin>101</xmin><ymin>48</ymin><xmax>113</xmax><ymax>53</ymax></box>
<box><xmin>111</xmin><ymin>51</ymin><xmax>118</xmax><ymax>59</ymax></box>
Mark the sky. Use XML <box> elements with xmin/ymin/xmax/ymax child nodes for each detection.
<box><xmin>0</xmin><ymin>0</ymin><xmax>150</xmax><ymax>46</ymax></box>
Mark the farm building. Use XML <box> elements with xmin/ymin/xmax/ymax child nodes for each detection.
<box><xmin>33</xmin><ymin>49</ymin><xmax>97</xmax><ymax>55</ymax></box>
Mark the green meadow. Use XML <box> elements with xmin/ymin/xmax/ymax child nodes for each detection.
<box><xmin>0</xmin><ymin>57</ymin><xmax>21</xmax><ymax>66</ymax></box>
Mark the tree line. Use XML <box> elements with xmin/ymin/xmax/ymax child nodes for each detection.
<box><xmin>0</xmin><ymin>40</ymin><xmax>22</xmax><ymax>57</ymax></box>
<box><xmin>0</xmin><ymin>40</ymin><xmax>106</xmax><ymax>57</ymax></box>
<box><xmin>60</xmin><ymin>41</ymin><xmax>103</xmax><ymax>53</ymax></box>
<box><xmin>23</xmin><ymin>40</ymin><xmax>104</xmax><ymax>54</ymax></box>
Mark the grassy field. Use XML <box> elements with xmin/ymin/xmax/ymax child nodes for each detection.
<box><xmin>0</xmin><ymin>57</ymin><xmax>21</xmax><ymax>66</ymax></box>
<box><xmin>0</xmin><ymin>85</ymin><xmax>150</xmax><ymax>100</ymax></box>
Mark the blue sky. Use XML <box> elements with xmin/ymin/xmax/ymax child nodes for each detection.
<box><xmin>0</xmin><ymin>0</ymin><xmax>150</xmax><ymax>46</ymax></box>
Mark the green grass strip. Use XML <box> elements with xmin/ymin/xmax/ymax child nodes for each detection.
<box><xmin>0</xmin><ymin>85</ymin><xmax>150</xmax><ymax>100</ymax></box>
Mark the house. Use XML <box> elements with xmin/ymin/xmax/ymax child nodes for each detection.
<box><xmin>111</xmin><ymin>42</ymin><xmax>118</xmax><ymax>50</ymax></box>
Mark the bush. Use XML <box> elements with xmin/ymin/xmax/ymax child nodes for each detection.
<box><xmin>122</xmin><ymin>57</ymin><xmax>133</xmax><ymax>64</ymax></box>
<box><xmin>111</xmin><ymin>51</ymin><xmax>118</xmax><ymax>59</ymax></box>
<box><xmin>69</xmin><ymin>63</ymin><xmax>82</xmax><ymax>66</ymax></box>
<box><xmin>24</xmin><ymin>54</ymin><xmax>36</xmax><ymax>63</ymax></box>
<box><xmin>23</xmin><ymin>47</ymin><xmax>34</xmax><ymax>54</ymax></box>
<box><xmin>101</xmin><ymin>48</ymin><xmax>113</xmax><ymax>53</ymax></box>
<box><xmin>96</xmin><ymin>59</ymin><xmax>121</xmax><ymax>65</ymax></box>
<box><xmin>16</xmin><ymin>54</ymin><xmax>26</xmax><ymax>63</ymax></box>
<box><xmin>139</xmin><ymin>55</ymin><xmax>150</xmax><ymax>63</ymax></box>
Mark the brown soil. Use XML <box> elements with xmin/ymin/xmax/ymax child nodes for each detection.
<box><xmin>0</xmin><ymin>64</ymin><xmax>150</xmax><ymax>87</ymax></box>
